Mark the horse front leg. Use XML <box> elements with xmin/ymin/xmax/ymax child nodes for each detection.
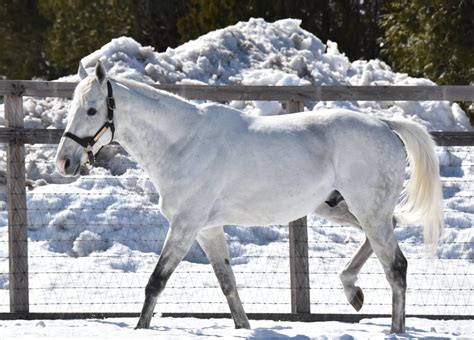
<box><xmin>136</xmin><ymin>223</ymin><xmax>199</xmax><ymax>329</ymax></box>
<box><xmin>197</xmin><ymin>227</ymin><xmax>250</xmax><ymax>329</ymax></box>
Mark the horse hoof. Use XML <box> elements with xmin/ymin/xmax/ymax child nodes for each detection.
<box><xmin>135</xmin><ymin>318</ymin><xmax>150</xmax><ymax>329</ymax></box>
<box><xmin>349</xmin><ymin>286</ymin><xmax>364</xmax><ymax>311</ymax></box>
<box><xmin>235</xmin><ymin>320</ymin><xmax>251</xmax><ymax>329</ymax></box>
<box><xmin>135</xmin><ymin>323</ymin><xmax>149</xmax><ymax>330</ymax></box>
<box><xmin>390</xmin><ymin>326</ymin><xmax>405</xmax><ymax>334</ymax></box>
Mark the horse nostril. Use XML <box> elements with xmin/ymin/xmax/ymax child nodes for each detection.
<box><xmin>64</xmin><ymin>158</ymin><xmax>71</xmax><ymax>171</ymax></box>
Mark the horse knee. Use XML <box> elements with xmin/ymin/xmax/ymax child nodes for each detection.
<box><xmin>215</xmin><ymin>269</ymin><xmax>236</xmax><ymax>296</ymax></box>
<box><xmin>221</xmin><ymin>281</ymin><xmax>235</xmax><ymax>297</ymax></box>
<box><xmin>145</xmin><ymin>274</ymin><xmax>168</xmax><ymax>297</ymax></box>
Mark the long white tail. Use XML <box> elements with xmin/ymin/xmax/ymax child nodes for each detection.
<box><xmin>383</xmin><ymin>119</ymin><xmax>444</xmax><ymax>250</ymax></box>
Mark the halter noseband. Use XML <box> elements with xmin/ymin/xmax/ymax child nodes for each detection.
<box><xmin>63</xmin><ymin>80</ymin><xmax>116</xmax><ymax>164</ymax></box>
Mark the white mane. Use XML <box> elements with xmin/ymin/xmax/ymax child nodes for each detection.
<box><xmin>75</xmin><ymin>76</ymin><xmax>197</xmax><ymax>114</ymax></box>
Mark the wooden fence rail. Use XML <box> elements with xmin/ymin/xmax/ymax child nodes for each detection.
<box><xmin>1</xmin><ymin>81</ymin><xmax>474</xmax><ymax>101</ymax></box>
<box><xmin>1</xmin><ymin>80</ymin><xmax>473</xmax><ymax>317</ymax></box>
<box><xmin>1</xmin><ymin>128</ymin><xmax>473</xmax><ymax>146</ymax></box>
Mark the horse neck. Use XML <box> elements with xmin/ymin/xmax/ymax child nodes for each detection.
<box><xmin>112</xmin><ymin>80</ymin><xmax>201</xmax><ymax>169</ymax></box>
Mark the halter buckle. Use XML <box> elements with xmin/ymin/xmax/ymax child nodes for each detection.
<box><xmin>87</xmin><ymin>150</ymin><xmax>95</xmax><ymax>164</ymax></box>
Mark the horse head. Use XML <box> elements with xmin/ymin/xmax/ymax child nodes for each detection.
<box><xmin>55</xmin><ymin>61</ymin><xmax>115</xmax><ymax>176</ymax></box>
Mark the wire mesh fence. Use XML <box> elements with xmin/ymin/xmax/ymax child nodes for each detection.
<box><xmin>0</xmin><ymin>144</ymin><xmax>472</xmax><ymax>316</ymax></box>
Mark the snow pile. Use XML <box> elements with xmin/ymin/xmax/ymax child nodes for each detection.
<box><xmin>0</xmin><ymin>18</ymin><xmax>472</xmax><ymax>315</ymax></box>
<box><xmin>12</xmin><ymin>18</ymin><xmax>473</xmax><ymax>131</ymax></box>
<box><xmin>78</xmin><ymin>19</ymin><xmax>471</xmax><ymax>130</ymax></box>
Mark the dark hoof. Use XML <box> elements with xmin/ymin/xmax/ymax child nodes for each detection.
<box><xmin>349</xmin><ymin>286</ymin><xmax>364</xmax><ymax>312</ymax></box>
<box><xmin>390</xmin><ymin>326</ymin><xmax>405</xmax><ymax>334</ymax></box>
<box><xmin>135</xmin><ymin>318</ymin><xmax>150</xmax><ymax>329</ymax></box>
<box><xmin>235</xmin><ymin>321</ymin><xmax>251</xmax><ymax>330</ymax></box>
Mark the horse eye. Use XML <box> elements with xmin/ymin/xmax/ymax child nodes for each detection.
<box><xmin>87</xmin><ymin>108</ymin><xmax>97</xmax><ymax>116</ymax></box>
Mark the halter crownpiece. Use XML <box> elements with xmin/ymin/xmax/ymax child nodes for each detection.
<box><xmin>63</xmin><ymin>80</ymin><xmax>116</xmax><ymax>164</ymax></box>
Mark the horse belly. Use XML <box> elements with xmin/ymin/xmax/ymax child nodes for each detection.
<box><xmin>207</xmin><ymin>163</ymin><xmax>333</xmax><ymax>227</ymax></box>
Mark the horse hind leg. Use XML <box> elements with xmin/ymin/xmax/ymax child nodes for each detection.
<box><xmin>197</xmin><ymin>227</ymin><xmax>250</xmax><ymax>329</ymax></box>
<box><xmin>340</xmin><ymin>237</ymin><xmax>373</xmax><ymax>311</ymax></box>
<box><xmin>315</xmin><ymin>191</ymin><xmax>372</xmax><ymax>311</ymax></box>
<box><xmin>334</xmin><ymin>191</ymin><xmax>407</xmax><ymax>332</ymax></box>
<box><xmin>360</xmin><ymin>218</ymin><xmax>407</xmax><ymax>334</ymax></box>
<box><xmin>338</xmin><ymin>216</ymin><xmax>398</xmax><ymax>312</ymax></box>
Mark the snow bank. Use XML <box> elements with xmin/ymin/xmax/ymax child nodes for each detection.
<box><xmin>11</xmin><ymin>18</ymin><xmax>471</xmax><ymax>132</ymax></box>
<box><xmin>76</xmin><ymin>18</ymin><xmax>470</xmax><ymax>131</ymax></box>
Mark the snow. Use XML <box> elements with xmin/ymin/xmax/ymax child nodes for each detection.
<box><xmin>0</xmin><ymin>317</ymin><xmax>472</xmax><ymax>339</ymax></box>
<box><xmin>0</xmin><ymin>18</ymin><xmax>472</xmax><ymax>337</ymax></box>
<box><xmin>59</xmin><ymin>18</ymin><xmax>470</xmax><ymax>131</ymax></box>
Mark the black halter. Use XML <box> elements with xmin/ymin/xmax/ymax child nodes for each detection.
<box><xmin>63</xmin><ymin>80</ymin><xmax>116</xmax><ymax>164</ymax></box>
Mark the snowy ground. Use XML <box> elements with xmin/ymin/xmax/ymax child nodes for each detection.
<box><xmin>0</xmin><ymin>18</ymin><xmax>473</xmax><ymax>338</ymax></box>
<box><xmin>0</xmin><ymin>317</ymin><xmax>472</xmax><ymax>340</ymax></box>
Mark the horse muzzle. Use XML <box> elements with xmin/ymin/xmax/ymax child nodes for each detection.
<box><xmin>55</xmin><ymin>137</ymin><xmax>86</xmax><ymax>177</ymax></box>
<box><xmin>56</xmin><ymin>156</ymin><xmax>82</xmax><ymax>176</ymax></box>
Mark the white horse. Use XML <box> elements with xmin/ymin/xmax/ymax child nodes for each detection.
<box><xmin>55</xmin><ymin>62</ymin><xmax>444</xmax><ymax>333</ymax></box>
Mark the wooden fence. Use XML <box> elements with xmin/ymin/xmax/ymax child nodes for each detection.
<box><xmin>1</xmin><ymin>80</ymin><xmax>473</xmax><ymax>319</ymax></box>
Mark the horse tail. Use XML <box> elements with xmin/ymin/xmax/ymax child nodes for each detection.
<box><xmin>383</xmin><ymin>119</ymin><xmax>444</xmax><ymax>251</ymax></box>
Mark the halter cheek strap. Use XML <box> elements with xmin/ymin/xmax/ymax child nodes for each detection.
<box><xmin>63</xmin><ymin>80</ymin><xmax>116</xmax><ymax>164</ymax></box>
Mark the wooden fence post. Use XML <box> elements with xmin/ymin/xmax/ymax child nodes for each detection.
<box><xmin>286</xmin><ymin>100</ymin><xmax>310</xmax><ymax>314</ymax></box>
<box><xmin>5</xmin><ymin>94</ymin><xmax>29</xmax><ymax>313</ymax></box>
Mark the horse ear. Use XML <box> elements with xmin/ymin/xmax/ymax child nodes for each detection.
<box><xmin>78</xmin><ymin>62</ymin><xmax>88</xmax><ymax>80</ymax></box>
<box><xmin>95</xmin><ymin>61</ymin><xmax>106</xmax><ymax>84</ymax></box>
